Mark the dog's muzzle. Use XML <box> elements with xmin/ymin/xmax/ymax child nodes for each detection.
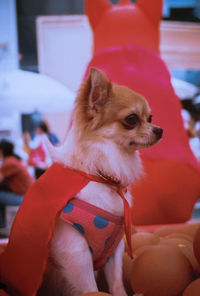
<box><xmin>153</xmin><ymin>127</ymin><xmax>163</xmax><ymax>140</ymax></box>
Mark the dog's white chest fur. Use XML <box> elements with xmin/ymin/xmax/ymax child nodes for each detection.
<box><xmin>77</xmin><ymin>182</ymin><xmax>131</xmax><ymax>216</ymax></box>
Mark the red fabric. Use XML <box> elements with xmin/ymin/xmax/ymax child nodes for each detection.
<box><xmin>0</xmin><ymin>163</ymin><xmax>90</xmax><ymax>296</ymax></box>
<box><xmin>0</xmin><ymin>163</ymin><xmax>132</xmax><ymax>295</ymax></box>
<box><xmin>0</xmin><ymin>156</ymin><xmax>34</xmax><ymax>195</ymax></box>
<box><xmin>117</xmin><ymin>186</ymin><xmax>133</xmax><ymax>259</ymax></box>
<box><xmin>61</xmin><ymin>198</ymin><xmax>124</xmax><ymax>270</ymax></box>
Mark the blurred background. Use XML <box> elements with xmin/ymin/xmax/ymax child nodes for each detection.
<box><xmin>0</xmin><ymin>0</ymin><xmax>200</xmax><ymax>158</ymax></box>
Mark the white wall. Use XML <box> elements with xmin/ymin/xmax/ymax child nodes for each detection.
<box><xmin>0</xmin><ymin>0</ymin><xmax>21</xmax><ymax>147</ymax></box>
<box><xmin>36</xmin><ymin>15</ymin><xmax>93</xmax><ymax>92</ymax></box>
<box><xmin>0</xmin><ymin>0</ymin><xmax>19</xmax><ymax>72</ymax></box>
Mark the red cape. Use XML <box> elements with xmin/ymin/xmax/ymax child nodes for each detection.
<box><xmin>0</xmin><ymin>163</ymin><xmax>90</xmax><ymax>296</ymax></box>
<box><xmin>0</xmin><ymin>163</ymin><xmax>132</xmax><ymax>296</ymax></box>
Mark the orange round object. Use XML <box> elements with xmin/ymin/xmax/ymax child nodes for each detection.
<box><xmin>176</xmin><ymin>223</ymin><xmax>200</xmax><ymax>237</ymax></box>
<box><xmin>193</xmin><ymin>225</ymin><xmax>200</xmax><ymax>265</ymax></box>
<box><xmin>160</xmin><ymin>237</ymin><xmax>200</xmax><ymax>276</ymax></box>
<box><xmin>125</xmin><ymin>232</ymin><xmax>160</xmax><ymax>252</ymax></box>
<box><xmin>81</xmin><ymin>293</ymin><xmax>111</xmax><ymax>296</ymax></box>
<box><xmin>182</xmin><ymin>278</ymin><xmax>200</xmax><ymax>296</ymax></box>
<box><xmin>154</xmin><ymin>225</ymin><xmax>177</xmax><ymax>237</ymax></box>
<box><xmin>130</xmin><ymin>245</ymin><xmax>194</xmax><ymax>296</ymax></box>
<box><xmin>164</xmin><ymin>232</ymin><xmax>193</xmax><ymax>242</ymax></box>
<box><xmin>133</xmin><ymin>244</ymin><xmax>153</xmax><ymax>258</ymax></box>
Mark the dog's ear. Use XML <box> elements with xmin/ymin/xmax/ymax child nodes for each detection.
<box><xmin>88</xmin><ymin>68</ymin><xmax>111</xmax><ymax>116</ymax></box>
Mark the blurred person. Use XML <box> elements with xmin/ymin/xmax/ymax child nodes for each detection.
<box><xmin>37</xmin><ymin>121</ymin><xmax>59</xmax><ymax>146</ymax></box>
<box><xmin>181</xmin><ymin>109</ymin><xmax>196</xmax><ymax>138</ymax></box>
<box><xmin>181</xmin><ymin>109</ymin><xmax>200</xmax><ymax>160</ymax></box>
<box><xmin>0</xmin><ymin>139</ymin><xmax>34</xmax><ymax>227</ymax></box>
<box><xmin>190</xmin><ymin>121</ymin><xmax>200</xmax><ymax>160</ymax></box>
<box><xmin>23</xmin><ymin>120</ymin><xmax>59</xmax><ymax>179</ymax></box>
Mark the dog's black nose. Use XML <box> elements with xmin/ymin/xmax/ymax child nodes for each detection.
<box><xmin>153</xmin><ymin>127</ymin><xmax>163</xmax><ymax>139</ymax></box>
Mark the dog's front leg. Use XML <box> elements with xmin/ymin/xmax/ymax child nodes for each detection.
<box><xmin>51</xmin><ymin>222</ymin><xmax>98</xmax><ymax>296</ymax></box>
<box><xmin>60</xmin><ymin>248</ymin><xmax>98</xmax><ymax>296</ymax></box>
<box><xmin>104</xmin><ymin>239</ymin><xmax>127</xmax><ymax>296</ymax></box>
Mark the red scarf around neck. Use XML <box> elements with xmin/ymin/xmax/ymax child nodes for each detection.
<box><xmin>0</xmin><ymin>163</ymin><xmax>133</xmax><ymax>296</ymax></box>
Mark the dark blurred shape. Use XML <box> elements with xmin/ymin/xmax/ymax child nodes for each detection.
<box><xmin>21</xmin><ymin>111</ymin><xmax>43</xmax><ymax>138</ymax></box>
<box><xmin>181</xmin><ymin>93</ymin><xmax>200</xmax><ymax>121</ymax></box>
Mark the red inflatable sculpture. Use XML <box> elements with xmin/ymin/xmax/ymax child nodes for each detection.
<box><xmin>84</xmin><ymin>0</ymin><xmax>200</xmax><ymax>225</ymax></box>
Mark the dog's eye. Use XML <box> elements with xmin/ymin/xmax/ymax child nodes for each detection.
<box><xmin>148</xmin><ymin>115</ymin><xmax>152</xmax><ymax>123</ymax></box>
<box><xmin>125</xmin><ymin>114</ymin><xmax>139</xmax><ymax>125</ymax></box>
<box><xmin>122</xmin><ymin>114</ymin><xmax>140</xmax><ymax>129</ymax></box>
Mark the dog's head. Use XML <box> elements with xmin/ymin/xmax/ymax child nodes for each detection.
<box><xmin>74</xmin><ymin>68</ymin><xmax>162</xmax><ymax>153</ymax></box>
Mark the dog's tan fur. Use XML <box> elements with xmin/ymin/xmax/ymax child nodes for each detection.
<box><xmin>39</xmin><ymin>68</ymin><xmax>162</xmax><ymax>296</ymax></box>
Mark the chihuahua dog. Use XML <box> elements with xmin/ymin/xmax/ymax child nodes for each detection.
<box><xmin>39</xmin><ymin>68</ymin><xmax>162</xmax><ymax>296</ymax></box>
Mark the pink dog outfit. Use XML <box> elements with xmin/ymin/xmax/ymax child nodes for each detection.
<box><xmin>61</xmin><ymin>198</ymin><xmax>124</xmax><ymax>270</ymax></box>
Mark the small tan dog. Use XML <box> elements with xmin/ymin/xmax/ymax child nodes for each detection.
<box><xmin>39</xmin><ymin>68</ymin><xmax>162</xmax><ymax>296</ymax></box>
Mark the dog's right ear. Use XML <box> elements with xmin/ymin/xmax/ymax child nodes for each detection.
<box><xmin>88</xmin><ymin>68</ymin><xmax>111</xmax><ymax>117</ymax></box>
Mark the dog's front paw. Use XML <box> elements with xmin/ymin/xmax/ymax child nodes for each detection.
<box><xmin>111</xmin><ymin>282</ymin><xmax>127</xmax><ymax>296</ymax></box>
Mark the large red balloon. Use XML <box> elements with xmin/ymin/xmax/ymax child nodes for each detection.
<box><xmin>84</xmin><ymin>0</ymin><xmax>200</xmax><ymax>225</ymax></box>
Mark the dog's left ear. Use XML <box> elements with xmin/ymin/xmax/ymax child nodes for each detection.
<box><xmin>88</xmin><ymin>68</ymin><xmax>111</xmax><ymax>116</ymax></box>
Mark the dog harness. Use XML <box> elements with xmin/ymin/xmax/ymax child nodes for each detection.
<box><xmin>61</xmin><ymin>198</ymin><xmax>124</xmax><ymax>270</ymax></box>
